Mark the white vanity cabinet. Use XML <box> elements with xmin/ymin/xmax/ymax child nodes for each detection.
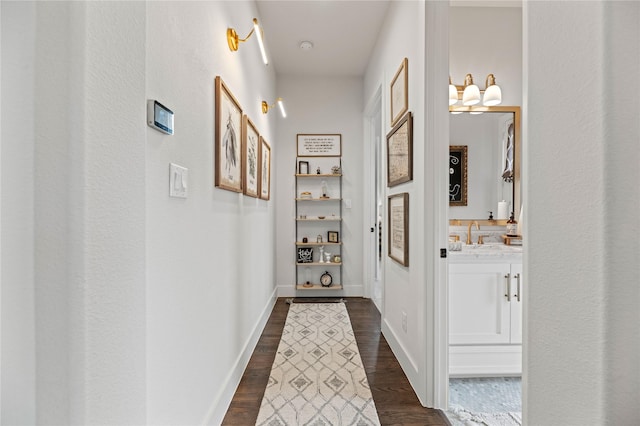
<box><xmin>449</xmin><ymin>254</ymin><xmax>523</xmax><ymax>377</ymax></box>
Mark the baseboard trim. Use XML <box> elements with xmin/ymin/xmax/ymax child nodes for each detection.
<box><xmin>203</xmin><ymin>288</ymin><xmax>277</xmax><ymax>425</ymax></box>
<box><xmin>381</xmin><ymin>318</ymin><xmax>421</xmax><ymax>401</ymax></box>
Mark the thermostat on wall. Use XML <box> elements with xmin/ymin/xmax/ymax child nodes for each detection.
<box><xmin>147</xmin><ymin>100</ymin><xmax>174</xmax><ymax>135</ymax></box>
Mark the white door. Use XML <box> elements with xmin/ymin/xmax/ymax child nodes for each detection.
<box><xmin>449</xmin><ymin>263</ymin><xmax>512</xmax><ymax>345</ymax></box>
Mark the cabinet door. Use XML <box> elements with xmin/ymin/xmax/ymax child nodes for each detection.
<box><xmin>509</xmin><ymin>263</ymin><xmax>523</xmax><ymax>344</ymax></box>
<box><xmin>449</xmin><ymin>263</ymin><xmax>511</xmax><ymax>345</ymax></box>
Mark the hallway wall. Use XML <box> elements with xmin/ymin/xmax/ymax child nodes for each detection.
<box><xmin>1</xmin><ymin>1</ymin><xmax>278</xmax><ymax>424</ymax></box>
<box><xmin>525</xmin><ymin>1</ymin><xmax>640</xmax><ymax>423</ymax></box>
<box><xmin>274</xmin><ymin>76</ymin><xmax>364</xmax><ymax>296</ymax></box>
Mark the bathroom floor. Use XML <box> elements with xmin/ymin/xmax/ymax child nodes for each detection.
<box><xmin>447</xmin><ymin>377</ymin><xmax>522</xmax><ymax>426</ymax></box>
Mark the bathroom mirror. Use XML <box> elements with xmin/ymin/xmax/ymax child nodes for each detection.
<box><xmin>449</xmin><ymin>106</ymin><xmax>521</xmax><ymax>221</ymax></box>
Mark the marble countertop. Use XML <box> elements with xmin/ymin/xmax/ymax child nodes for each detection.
<box><xmin>449</xmin><ymin>242</ymin><xmax>523</xmax><ymax>263</ymax></box>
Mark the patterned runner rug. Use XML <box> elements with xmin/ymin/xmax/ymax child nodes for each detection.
<box><xmin>255</xmin><ymin>302</ymin><xmax>380</xmax><ymax>425</ymax></box>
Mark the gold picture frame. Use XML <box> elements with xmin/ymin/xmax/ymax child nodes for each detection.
<box><xmin>388</xmin><ymin>192</ymin><xmax>409</xmax><ymax>267</ymax></box>
<box><xmin>259</xmin><ymin>137</ymin><xmax>271</xmax><ymax>200</ymax></box>
<box><xmin>390</xmin><ymin>57</ymin><xmax>408</xmax><ymax>127</ymax></box>
<box><xmin>449</xmin><ymin>145</ymin><xmax>468</xmax><ymax>206</ymax></box>
<box><xmin>215</xmin><ymin>76</ymin><xmax>243</xmax><ymax>193</ymax></box>
<box><xmin>242</xmin><ymin>115</ymin><xmax>260</xmax><ymax>198</ymax></box>
<box><xmin>387</xmin><ymin>111</ymin><xmax>413</xmax><ymax>187</ymax></box>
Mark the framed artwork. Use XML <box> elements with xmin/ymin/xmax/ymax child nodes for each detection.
<box><xmin>390</xmin><ymin>57</ymin><xmax>408</xmax><ymax>127</ymax></box>
<box><xmin>259</xmin><ymin>137</ymin><xmax>271</xmax><ymax>200</ymax></box>
<box><xmin>449</xmin><ymin>145</ymin><xmax>468</xmax><ymax>206</ymax></box>
<box><xmin>327</xmin><ymin>231</ymin><xmax>339</xmax><ymax>243</ymax></box>
<box><xmin>387</xmin><ymin>111</ymin><xmax>413</xmax><ymax>187</ymax></box>
<box><xmin>242</xmin><ymin>115</ymin><xmax>260</xmax><ymax>198</ymax></box>
<box><xmin>297</xmin><ymin>247</ymin><xmax>313</xmax><ymax>263</ymax></box>
<box><xmin>215</xmin><ymin>76</ymin><xmax>243</xmax><ymax>192</ymax></box>
<box><xmin>298</xmin><ymin>160</ymin><xmax>309</xmax><ymax>175</ymax></box>
<box><xmin>297</xmin><ymin>134</ymin><xmax>342</xmax><ymax>157</ymax></box>
<box><xmin>388</xmin><ymin>192</ymin><xmax>409</xmax><ymax>267</ymax></box>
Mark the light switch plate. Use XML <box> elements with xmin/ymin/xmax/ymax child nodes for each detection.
<box><xmin>169</xmin><ymin>163</ymin><xmax>188</xmax><ymax>198</ymax></box>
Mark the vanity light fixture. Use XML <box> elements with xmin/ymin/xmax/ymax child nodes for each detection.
<box><xmin>227</xmin><ymin>18</ymin><xmax>269</xmax><ymax>65</ymax></box>
<box><xmin>449</xmin><ymin>73</ymin><xmax>502</xmax><ymax>106</ymax></box>
<box><xmin>262</xmin><ymin>97</ymin><xmax>287</xmax><ymax>118</ymax></box>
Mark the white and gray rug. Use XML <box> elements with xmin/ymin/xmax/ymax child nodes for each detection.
<box><xmin>255</xmin><ymin>302</ymin><xmax>380</xmax><ymax>426</ymax></box>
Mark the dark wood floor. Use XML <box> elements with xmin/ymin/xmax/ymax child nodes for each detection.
<box><xmin>222</xmin><ymin>297</ymin><xmax>451</xmax><ymax>425</ymax></box>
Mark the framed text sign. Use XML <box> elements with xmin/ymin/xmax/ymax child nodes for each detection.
<box><xmin>297</xmin><ymin>134</ymin><xmax>342</xmax><ymax>157</ymax></box>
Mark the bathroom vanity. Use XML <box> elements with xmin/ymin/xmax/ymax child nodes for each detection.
<box><xmin>449</xmin><ymin>243</ymin><xmax>523</xmax><ymax>377</ymax></box>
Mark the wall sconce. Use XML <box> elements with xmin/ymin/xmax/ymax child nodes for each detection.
<box><xmin>262</xmin><ymin>98</ymin><xmax>286</xmax><ymax>118</ymax></box>
<box><xmin>227</xmin><ymin>18</ymin><xmax>268</xmax><ymax>65</ymax></box>
<box><xmin>449</xmin><ymin>73</ymin><xmax>502</xmax><ymax>106</ymax></box>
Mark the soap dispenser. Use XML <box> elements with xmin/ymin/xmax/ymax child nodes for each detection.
<box><xmin>506</xmin><ymin>211</ymin><xmax>518</xmax><ymax>236</ymax></box>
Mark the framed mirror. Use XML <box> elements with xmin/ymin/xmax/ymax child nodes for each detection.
<box><xmin>449</xmin><ymin>105</ymin><xmax>521</xmax><ymax>222</ymax></box>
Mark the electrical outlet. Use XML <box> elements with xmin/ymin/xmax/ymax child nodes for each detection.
<box><xmin>402</xmin><ymin>311</ymin><xmax>407</xmax><ymax>333</ymax></box>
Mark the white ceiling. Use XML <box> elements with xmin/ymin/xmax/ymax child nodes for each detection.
<box><xmin>256</xmin><ymin>0</ymin><xmax>391</xmax><ymax>77</ymax></box>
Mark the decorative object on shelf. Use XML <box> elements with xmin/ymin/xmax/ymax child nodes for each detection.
<box><xmin>331</xmin><ymin>165</ymin><xmax>341</xmax><ymax>175</ymax></box>
<box><xmin>317</xmin><ymin>234</ymin><xmax>323</xmax><ymax>243</ymax></box>
<box><xmin>449</xmin><ymin>145</ymin><xmax>468</xmax><ymax>206</ymax></box>
<box><xmin>215</xmin><ymin>76</ymin><xmax>243</xmax><ymax>193</ymax></box>
<box><xmin>259</xmin><ymin>138</ymin><xmax>271</xmax><ymax>200</ymax></box>
<box><xmin>328</xmin><ymin>231</ymin><xmax>339</xmax><ymax>243</ymax></box>
<box><xmin>320</xmin><ymin>180</ymin><xmax>329</xmax><ymax>198</ymax></box>
<box><xmin>297</xmin><ymin>134</ymin><xmax>342</xmax><ymax>157</ymax></box>
<box><xmin>333</xmin><ymin>254</ymin><xmax>341</xmax><ymax>263</ymax></box>
<box><xmin>324</xmin><ymin>252</ymin><xmax>332</xmax><ymax>263</ymax></box>
<box><xmin>226</xmin><ymin>18</ymin><xmax>268</xmax><ymax>65</ymax></box>
<box><xmin>298</xmin><ymin>160</ymin><xmax>309</xmax><ymax>175</ymax></box>
<box><xmin>302</xmin><ymin>237</ymin><xmax>308</xmax><ymax>243</ymax></box>
<box><xmin>388</xmin><ymin>192</ymin><xmax>409</xmax><ymax>266</ymax></box>
<box><xmin>303</xmin><ymin>266</ymin><xmax>312</xmax><ymax>287</ymax></box>
<box><xmin>297</xmin><ymin>247</ymin><xmax>313</xmax><ymax>263</ymax></box>
<box><xmin>320</xmin><ymin>271</ymin><xmax>333</xmax><ymax>287</ymax></box>
<box><xmin>242</xmin><ymin>115</ymin><xmax>260</xmax><ymax>198</ymax></box>
<box><xmin>390</xmin><ymin>57</ymin><xmax>408</xmax><ymax>127</ymax></box>
<box><xmin>261</xmin><ymin>97</ymin><xmax>286</xmax><ymax>117</ymax></box>
<box><xmin>317</xmin><ymin>216</ymin><xmax>325</xmax><ymax>220</ymax></box>
<box><xmin>300</xmin><ymin>191</ymin><xmax>312</xmax><ymax>199</ymax></box>
<box><xmin>316</xmin><ymin>166</ymin><xmax>321</xmax><ymax>174</ymax></box>
<box><xmin>449</xmin><ymin>73</ymin><xmax>502</xmax><ymax>106</ymax></box>
<box><xmin>387</xmin><ymin>111</ymin><xmax>413</xmax><ymax>187</ymax></box>
<box><xmin>299</xmin><ymin>215</ymin><xmax>307</xmax><ymax>219</ymax></box>
<box><xmin>318</xmin><ymin>246</ymin><xmax>325</xmax><ymax>263</ymax></box>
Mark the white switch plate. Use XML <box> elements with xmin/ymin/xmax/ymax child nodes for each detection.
<box><xmin>169</xmin><ymin>163</ymin><xmax>188</xmax><ymax>198</ymax></box>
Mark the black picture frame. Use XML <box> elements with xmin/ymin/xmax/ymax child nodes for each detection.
<box><xmin>297</xmin><ymin>247</ymin><xmax>314</xmax><ymax>264</ymax></box>
<box><xmin>449</xmin><ymin>145</ymin><xmax>468</xmax><ymax>206</ymax></box>
<box><xmin>327</xmin><ymin>231</ymin><xmax>339</xmax><ymax>243</ymax></box>
<box><xmin>298</xmin><ymin>160</ymin><xmax>309</xmax><ymax>175</ymax></box>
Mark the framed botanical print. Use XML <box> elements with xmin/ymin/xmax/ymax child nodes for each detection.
<box><xmin>387</xmin><ymin>111</ymin><xmax>413</xmax><ymax>187</ymax></box>
<box><xmin>390</xmin><ymin>57</ymin><xmax>408</xmax><ymax>127</ymax></box>
<box><xmin>242</xmin><ymin>115</ymin><xmax>260</xmax><ymax>198</ymax></box>
<box><xmin>388</xmin><ymin>192</ymin><xmax>409</xmax><ymax>267</ymax></box>
<box><xmin>449</xmin><ymin>145</ymin><xmax>468</xmax><ymax>206</ymax></box>
<box><xmin>215</xmin><ymin>76</ymin><xmax>243</xmax><ymax>192</ymax></box>
<box><xmin>259</xmin><ymin>138</ymin><xmax>271</xmax><ymax>200</ymax></box>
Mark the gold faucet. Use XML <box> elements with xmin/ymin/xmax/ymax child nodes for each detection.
<box><xmin>467</xmin><ymin>220</ymin><xmax>479</xmax><ymax>245</ymax></box>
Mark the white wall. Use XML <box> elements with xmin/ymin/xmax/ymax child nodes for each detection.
<box><xmin>1</xmin><ymin>3</ymin><xmax>37</xmax><ymax>424</ymax></box>
<box><xmin>450</xmin><ymin>6</ymin><xmax>522</xmax><ymax>107</ymax></box>
<box><xmin>275</xmin><ymin>76</ymin><xmax>364</xmax><ymax>296</ymax></box>
<box><xmin>363</xmin><ymin>1</ymin><xmax>451</xmax><ymax>407</ymax></box>
<box><xmin>145</xmin><ymin>2</ymin><xmax>277</xmax><ymax>424</ymax></box>
<box><xmin>525</xmin><ymin>1</ymin><xmax>640</xmax><ymax>424</ymax></box>
<box><xmin>1</xmin><ymin>1</ymin><xmax>278</xmax><ymax>424</ymax></box>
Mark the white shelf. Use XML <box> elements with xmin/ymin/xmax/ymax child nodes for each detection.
<box><xmin>296</xmin><ymin>283</ymin><xmax>343</xmax><ymax>290</ymax></box>
<box><xmin>296</xmin><ymin>262</ymin><xmax>342</xmax><ymax>267</ymax></box>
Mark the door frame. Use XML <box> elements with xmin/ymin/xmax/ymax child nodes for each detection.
<box><xmin>363</xmin><ymin>84</ymin><xmax>384</xmax><ymax>311</ymax></box>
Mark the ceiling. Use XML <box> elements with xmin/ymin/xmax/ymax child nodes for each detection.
<box><xmin>255</xmin><ymin>0</ymin><xmax>391</xmax><ymax>77</ymax></box>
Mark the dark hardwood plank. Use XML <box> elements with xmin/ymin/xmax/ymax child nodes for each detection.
<box><xmin>222</xmin><ymin>297</ymin><xmax>451</xmax><ymax>425</ymax></box>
